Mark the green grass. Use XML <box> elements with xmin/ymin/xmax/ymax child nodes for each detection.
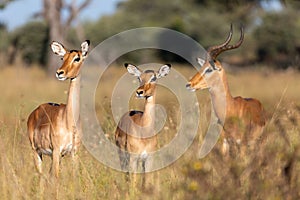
<box><xmin>0</xmin><ymin>65</ymin><xmax>300</xmax><ymax>199</ymax></box>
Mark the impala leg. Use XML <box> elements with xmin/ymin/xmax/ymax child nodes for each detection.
<box><xmin>222</xmin><ymin>138</ymin><xmax>230</xmax><ymax>156</ymax></box>
<box><xmin>49</xmin><ymin>149</ymin><xmax>60</xmax><ymax>199</ymax></box>
<box><xmin>71</xmin><ymin>128</ymin><xmax>80</xmax><ymax>180</ymax></box>
<box><xmin>70</xmin><ymin>150</ymin><xmax>80</xmax><ymax>199</ymax></box>
<box><xmin>51</xmin><ymin>149</ymin><xmax>60</xmax><ymax>178</ymax></box>
<box><xmin>128</xmin><ymin>156</ymin><xmax>139</xmax><ymax>194</ymax></box>
<box><xmin>220</xmin><ymin>130</ymin><xmax>230</xmax><ymax>156</ymax></box>
<box><xmin>143</xmin><ymin>154</ymin><xmax>155</xmax><ymax>191</ymax></box>
<box><xmin>34</xmin><ymin>151</ymin><xmax>43</xmax><ymax>174</ymax></box>
<box><xmin>72</xmin><ymin>123</ymin><xmax>81</xmax><ymax>157</ymax></box>
<box><xmin>120</xmin><ymin>150</ymin><xmax>130</xmax><ymax>183</ymax></box>
<box><xmin>31</xmin><ymin>149</ymin><xmax>45</xmax><ymax>198</ymax></box>
<box><xmin>119</xmin><ymin>149</ymin><xmax>130</xmax><ymax>172</ymax></box>
<box><xmin>141</xmin><ymin>159</ymin><xmax>146</xmax><ymax>189</ymax></box>
<box><xmin>71</xmin><ymin>151</ymin><xmax>79</xmax><ymax>175</ymax></box>
<box><xmin>128</xmin><ymin>172</ymin><xmax>138</xmax><ymax>197</ymax></box>
<box><xmin>71</xmin><ymin>126</ymin><xmax>81</xmax><ymax>189</ymax></box>
<box><xmin>246</xmin><ymin>125</ymin><xmax>264</xmax><ymax>156</ymax></box>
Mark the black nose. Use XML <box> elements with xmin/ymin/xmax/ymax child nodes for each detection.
<box><xmin>56</xmin><ymin>71</ymin><xmax>64</xmax><ymax>76</ymax></box>
<box><xmin>136</xmin><ymin>90</ymin><xmax>144</xmax><ymax>96</ymax></box>
<box><xmin>136</xmin><ymin>90</ymin><xmax>143</xmax><ymax>95</ymax></box>
<box><xmin>186</xmin><ymin>83</ymin><xmax>191</xmax><ymax>88</ymax></box>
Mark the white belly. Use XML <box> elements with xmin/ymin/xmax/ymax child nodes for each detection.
<box><xmin>40</xmin><ymin>148</ymin><xmax>52</xmax><ymax>155</ymax></box>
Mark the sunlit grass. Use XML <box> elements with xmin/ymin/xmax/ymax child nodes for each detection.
<box><xmin>0</xmin><ymin>65</ymin><xmax>300</xmax><ymax>199</ymax></box>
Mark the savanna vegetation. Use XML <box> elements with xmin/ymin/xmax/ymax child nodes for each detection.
<box><xmin>0</xmin><ymin>65</ymin><xmax>300</xmax><ymax>199</ymax></box>
<box><xmin>0</xmin><ymin>0</ymin><xmax>300</xmax><ymax>199</ymax></box>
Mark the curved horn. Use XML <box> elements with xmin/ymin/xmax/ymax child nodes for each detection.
<box><xmin>207</xmin><ymin>24</ymin><xmax>233</xmax><ymax>55</ymax></box>
<box><xmin>208</xmin><ymin>25</ymin><xmax>244</xmax><ymax>60</ymax></box>
<box><xmin>226</xmin><ymin>26</ymin><xmax>244</xmax><ymax>51</ymax></box>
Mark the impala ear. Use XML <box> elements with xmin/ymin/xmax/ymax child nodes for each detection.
<box><xmin>197</xmin><ymin>57</ymin><xmax>206</xmax><ymax>67</ymax></box>
<box><xmin>81</xmin><ymin>40</ymin><xmax>90</xmax><ymax>58</ymax></box>
<box><xmin>51</xmin><ymin>41</ymin><xmax>67</xmax><ymax>56</ymax></box>
<box><xmin>157</xmin><ymin>64</ymin><xmax>171</xmax><ymax>79</ymax></box>
<box><xmin>124</xmin><ymin>63</ymin><xmax>142</xmax><ymax>77</ymax></box>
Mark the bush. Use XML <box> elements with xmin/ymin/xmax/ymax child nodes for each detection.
<box><xmin>10</xmin><ymin>21</ymin><xmax>49</xmax><ymax>65</ymax></box>
<box><xmin>253</xmin><ymin>10</ymin><xmax>300</xmax><ymax>69</ymax></box>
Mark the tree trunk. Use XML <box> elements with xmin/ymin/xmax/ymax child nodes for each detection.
<box><xmin>43</xmin><ymin>0</ymin><xmax>91</xmax><ymax>75</ymax></box>
<box><xmin>44</xmin><ymin>0</ymin><xmax>63</xmax><ymax>75</ymax></box>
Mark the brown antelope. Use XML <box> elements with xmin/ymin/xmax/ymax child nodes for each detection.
<box><xmin>186</xmin><ymin>25</ymin><xmax>265</xmax><ymax>155</ymax></box>
<box><xmin>27</xmin><ymin>40</ymin><xmax>90</xmax><ymax>177</ymax></box>
<box><xmin>115</xmin><ymin>63</ymin><xmax>171</xmax><ymax>187</ymax></box>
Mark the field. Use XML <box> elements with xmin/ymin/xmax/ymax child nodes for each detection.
<box><xmin>0</xmin><ymin>65</ymin><xmax>300</xmax><ymax>199</ymax></box>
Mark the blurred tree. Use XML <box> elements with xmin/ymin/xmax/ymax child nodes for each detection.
<box><xmin>0</xmin><ymin>0</ymin><xmax>15</xmax><ymax>9</ymax></box>
<box><xmin>0</xmin><ymin>0</ymin><xmax>19</xmax><ymax>66</ymax></box>
<box><xmin>281</xmin><ymin>0</ymin><xmax>300</xmax><ymax>10</ymax></box>
<box><xmin>0</xmin><ymin>23</ymin><xmax>8</xmax><ymax>51</ymax></box>
<box><xmin>253</xmin><ymin>10</ymin><xmax>300</xmax><ymax>68</ymax></box>
<box><xmin>0</xmin><ymin>23</ymin><xmax>9</xmax><ymax>67</ymax></box>
<box><xmin>9</xmin><ymin>21</ymin><xmax>49</xmax><ymax>66</ymax></box>
<box><xmin>85</xmin><ymin>0</ymin><xmax>263</xmax><ymax>64</ymax></box>
<box><xmin>41</xmin><ymin>0</ymin><xmax>91</xmax><ymax>73</ymax></box>
<box><xmin>2</xmin><ymin>0</ymin><xmax>299</xmax><ymax>69</ymax></box>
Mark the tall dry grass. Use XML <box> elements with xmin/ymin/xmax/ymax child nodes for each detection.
<box><xmin>0</xmin><ymin>65</ymin><xmax>300</xmax><ymax>199</ymax></box>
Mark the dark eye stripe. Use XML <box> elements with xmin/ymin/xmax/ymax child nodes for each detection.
<box><xmin>205</xmin><ymin>68</ymin><xmax>213</xmax><ymax>73</ymax></box>
<box><xmin>150</xmin><ymin>76</ymin><xmax>157</xmax><ymax>82</ymax></box>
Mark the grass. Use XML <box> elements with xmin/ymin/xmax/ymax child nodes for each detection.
<box><xmin>0</xmin><ymin>65</ymin><xmax>300</xmax><ymax>199</ymax></box>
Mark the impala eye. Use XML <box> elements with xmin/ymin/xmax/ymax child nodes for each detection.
<box><xmin>74</xmin><ymin>57</ymin><xmax>80</xmax><ymax>62</ymax></box>
<box><xmin>150</xmin><ymin>76</ymin><xmax>157</xmax><ymax>82</ymax></box>
<box><xmin>205</xmin><ymin>68</ymin><xmax>213</xmax><ymax>73</ymax></box>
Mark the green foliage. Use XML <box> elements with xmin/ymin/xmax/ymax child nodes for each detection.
<box><xmin>253</xmin><ymin>10</ymin><xmax>300</xmax><ymax>68</ymax></box>
<box><xmin>0</xmin><ymin>23</ymin><xmax>9</xmax><ymax>51</ymax></box>
<box><xmin>83</xmin><ymin>0</ymin><xmax>255</xmax><ymax>63</ymax></box>
<box><xmin>81</xmin><ymin>0</ymin><xmax>253</xmax><ymax>65</ymax></box>
<box><xmin>10</xmin><ymin>21</ymin><xmax>49</xmax><ymax>65</ymax></box>
<box><xmin>1</xmin><ymin>0</ymin><xmax>299</xmax><ymax>69</ymax></box>
<box><xmin>81</xmin><ymin>0</ymin><xmax>299</xmax><ymax>69</ymax></box>
<box><xmin>0</xmin><ymin>0</ymin><xmax>15</xmax><ymax>10</ymax></box>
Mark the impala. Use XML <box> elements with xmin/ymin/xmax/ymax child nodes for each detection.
<box><xmin>186</xmin><ymin>25</ymin><xmax>265</xmax><ymax>155</ymax></box>
<box><xmin>115</xmin><ymin>63</ymin><xmax>171</xmax><ymax>187</ymax></box>
<box><xmin>27</xmin><ymin>40</ymin><xmax>90</xmax><ymax>177</ymax></box>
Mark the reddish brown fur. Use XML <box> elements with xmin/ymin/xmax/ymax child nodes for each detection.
<box><xmin>115</xmin><ymin>111</ymin><xmax>157</xmax><ymax>155</ymax></box>
<box><xmin>186</xmin><ymin>26</ymin><xmax>265</xmax><ymax>155</ymax></box>
<box><xmin>27</xmin><ymin>40</ymin><xmax>89</xmax><ymax>177</ymax></box>
<box><xmin>115</xmin><ymin>64</ymin><xmax>170</xmax><ymax>188</ymax></box>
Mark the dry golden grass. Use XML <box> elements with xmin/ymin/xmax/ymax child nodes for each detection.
<box><xmin>0</xmin><ymin>65</ymin><xmax>300</xmax><ymax>199</ymax></box>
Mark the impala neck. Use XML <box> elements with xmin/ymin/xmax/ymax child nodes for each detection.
<box><xmin>142</xmin><ymin>90</ymin><xmax>156</xmax><ymax>126</ymax></box>
<box><xmin>65</xmin><ymin>75</ymin><xmax>81</xmax><ymax>129</ymax></box>
<box><xmin>209</xmin><ymin>72</ymin><xmax>233</xmax><ymax>124</ymax></box>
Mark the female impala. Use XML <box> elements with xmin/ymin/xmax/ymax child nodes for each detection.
<box><xmin>186</xmin><ymin>26</ymin><xmax>265</xmax><ymax>155</ymax></box>
<box><xmin>27</xmin><ymin>40</ymin><xmax>90</xmax><ymax>177</ymax></box>
<box><xmin>115</xmin><ymin>63</ymin><xmax>171</xmax><ymax>186</ymax></box>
